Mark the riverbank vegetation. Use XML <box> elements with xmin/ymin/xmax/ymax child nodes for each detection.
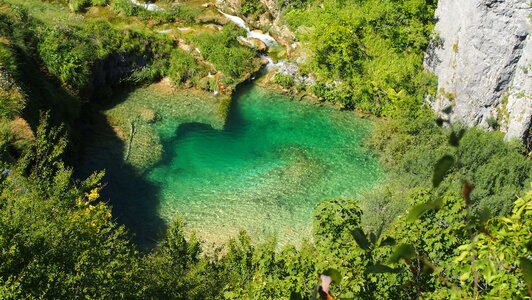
<box><xmin>0</xmin><ymin>0</ymin><xmax>531</xmax><ymax>298</ymax></box>
<box><xmin>277</xmin><ymin>0</ymin><xmax>438</xmax><ymax>116</ymax></box>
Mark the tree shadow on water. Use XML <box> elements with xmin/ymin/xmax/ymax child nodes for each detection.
<box><xmin>74</xmin><ymin>90</ymin><xmax>166</xmax><ymax>251</ymax></box>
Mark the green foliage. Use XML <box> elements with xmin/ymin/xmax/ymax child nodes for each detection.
<box><xmin>66</xmin><ymin>0</ymin><xmax>109</xmax><ymax>12</ymax></box>
<box><xmin>68</xmin><ymin>0</ymin><xmax>91</xmax><ymax>12</ymax></box>
<box><xmin>38</xmin><ymin>26</ymin><xmax>92</xmax><ymax>90</ymax></box>
<box><xmin>355</xmin><ymin>112</ymin><xmax>532</xmax><ymax>298</ymax></box>
<box><xmin>0</xmin><ymin>117</ymin><xmax>138</xmax><ymax>298</ymax></box>
<box><xmin>174</xmin><ymin>5</ymin><xmax>201</xmax><ymax>23</ymax></box>
<box><xmin>137</xmin><ymin>217</ymin><xmax>222</xmax><ymax>299</ymax></box>
<box><xmin>0</xmin><ymin>69</ymin><xmax>25</xmax><ymax>119</ymax></box>
<box><xmin>286</xmin><ymin>0</ymin><xmax>437</xmax><ymax>115</ymax></box>
<box><xmin>240</xmin><ymin>0</ymin><xmax>266</xmax><ymax>17</ymax></box>
<box><xmin>272</xmin><ymin>73</ymin><xmax>294</xmax><ymax>89</ymax></box>
<box><xmin>111</xmin><ymin>0</ymin><xmax>139</xmax><ymax>16</ymax></box>
<box><xmin>432</xmin><ymin>155</ymin><xmax>455</xmax><ymax>187</ymax></box>
<box><xmin>314</xmin><ymin>198</ymin><xmax>362</xmax><ymax>244</ymax></box>
<box><xmin>368</xmin><ymin>112</ymin><xmax>532</xmax><ymax>217</ymax></box>
<box><xmin>167</xmin><ymin>49</ymin><xmax>207</xmax><ymax>86</ymax></box>
<box><xmin>452</xmin><ymin>190</ymin><xmax>532</xmax><ymax>298</ymax></box>
<box><xmin>276</xmin><ymin>0</ymin><xmax>309</xmax><ymax>12</ymax></box>
<box><xmin>189</xmin><ymin>24</ymin><xmax>259</xmax><ymax>80</ymax></box>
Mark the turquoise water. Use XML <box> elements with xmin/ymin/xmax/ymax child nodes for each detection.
<box><xmin>146</xmin><ymin>85</ymin><xmax>382</xmax><ymax>245</ymax></box>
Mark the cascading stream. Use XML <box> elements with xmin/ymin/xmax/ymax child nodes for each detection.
<box><xmin>218</xmin><ymin>10</ymin><xmax>285</xmax><ymax>68</ymax></box>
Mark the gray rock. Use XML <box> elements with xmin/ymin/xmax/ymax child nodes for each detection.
<box><xmin>425</xmin><ymin>0</ymin><xmax>531</xmax><ymax>147</ymax></box>
<box><xmin>277</xmin><ymin>62</ymin><xmax>316</xmax><ymax>86</ymax></box>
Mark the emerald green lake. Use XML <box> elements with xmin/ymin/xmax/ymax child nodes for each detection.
<box><xmin>148</xmin><ymin>85</ymin><xmax>381</xmax><ymax>245</ymax></box>
<box><xmin>80</xmin><ymin>83</ymin><xmax>382</xmax><ymax>246</ymax></box>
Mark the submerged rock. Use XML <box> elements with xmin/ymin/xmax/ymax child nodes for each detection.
<box><xmin>204</xmin><ymin>24</ymin><xmax>223</xmax><ymax>31</ymax></box>
<box><xmin>248</xmin><ymin>38</ymin><xmax>267</xmax><ymax>51</ymax></box>
<box><xmin>138</xmin><ymin>107</ymin><xmax>158</xmax><ymax>123</ymax></box>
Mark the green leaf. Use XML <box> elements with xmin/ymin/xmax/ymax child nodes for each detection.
<box><xmin>351</xmin><ymin>228</ymin><xmax>371</xmax><ymax>250</ymax></box>
<box><xmin>520</xmin><ymin>256</ymin><xmax>532</xmax><ymax>289</ymax></box>
<box><xmin>406</xmin><ymin>203</ymin><xmax>432</xmax><ymax>222</ymax></box>
<box><xmin>388</xmin><ymin>244</ymin><xmax>416</xmax><ymax>264</ymax></box>
<box><xmin>422</xmin><ymin>263</ymin><xmax>434</xmax><ymax>274</ymax></box>
<box><xmin>479</xmin><ymin>208</ymin><xmax>491</xmax><ymax>224</ymax></box>
<box><xmin>312</xmin><ymin>284</ymin><xmax>320</xmax><ymax>300</ymax></box>
<box><xmin>379</xmin><ymin>237</ymin><xmax>396</xmax><ymax>247</ymax></box>
<box><xmin>432</xmin><ymin>155</ymin><xmax>455</xmax><ymax>188</ymax></box>
<box><xmin>365</xmin><ymin>264</ymin><xmax>401</xmax><ymax>274</ymax></box>
<box><xmin>369</xmin><ymin>232</ymin><xmax>377</xmax><ymax>245</ymax></box>
<box><xmin>449</xmin><ymin>129</ymin><xmax>466</xmax><ymax>147</ymax></box>
<box><xmin>290</xmin><ymin>291</ymin><xmax>303</xmax><ymax>300</ymax></box>
<box><xmin>323</xmin><ymin>268</ymin><xmax>342</xmax><ymax>284</ymax></box>
<box><xmin>442</xmin><ymin>105</ymin><xmax>453</xmax><ymax>114</ymax></box>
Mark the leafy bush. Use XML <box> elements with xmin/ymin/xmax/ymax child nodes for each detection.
<box><xmin>92</xmin><ymin>0</ymin><xmax>109</xmax><ymax>5</ymax></box>
<box><xmin>175</xmin><ymin>5</ymin><xmax>201</xmax><ymax>23</ymax></box>
<box><xmin>38</xmin><ymin>26</ymin><xmax>92</xmax><ymax>90</ymax></box>
<box><xmin>272</xmin><ymin>73</ymin><xmax>294</xmax><ymax>89</ymax></box>
<box><xmin>68</xmin><ymin>0</ymin><xmax>91</xmax><ymax>12</ymax></box>
<box><xmin>111</xmin><ymin>0</ymin><xmax>139</xmax><ymax>16</ymax></box>
<box><xmin>0</xmin><ymin>118</ymin><xmax>138</xmax><ymax>298</ymax></box>
<box><xmin>286</xmin><ymin>0</ymin><xmax>437</xmax><ymax>116</ymax></box>
<box><xmin>189</xmin><ymin>24</ymin><xmax>259</xmax><ymax>80</ymax></box>
<box><xmin>276</xmin><ymin>0</ymin><xmax>309</xmax><ymax>11</ymax></box>
<box><xmin>67</xmin><ymin>0</ymin><xmax>108</xmax><ymax>12</ymax></box>
<box><xmin>367</xmin><ymin>113</ymin><xmax>531</xmax><ymax>220</ymax></box>
<box><xmin>240</xmin><ymin>0</ymin><xmax>266</xmax><ymax>17</ymax></box>
<box><xmin>167</xmin><ymin>49</ymin><xmax>207</xmax><ymax>86</ymax></box>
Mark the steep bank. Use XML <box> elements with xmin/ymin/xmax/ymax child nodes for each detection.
<box><xmin>425</xmin><ymin>0</ymin><xmax>531</xmax><ymax>148</ymax></box>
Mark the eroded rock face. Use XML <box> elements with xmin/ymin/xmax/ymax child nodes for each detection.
<box><xmin>425</xmin><ymin>0</ymin><xmax>531</xmax><ymax>147</ymax></box>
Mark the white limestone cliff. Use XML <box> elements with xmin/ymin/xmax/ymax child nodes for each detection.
<box><xmin>425</xmin><ymin>0</ymin><xmax>531</xmax><ymax>148</ymax></box>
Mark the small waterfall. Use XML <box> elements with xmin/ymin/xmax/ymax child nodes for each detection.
<box><xmin>218</xmin><ymin>10</ymin><xmax>283</xmax><ymax>68</ymax></box>
<box><xmin>237</xmin><ymin>36</ymin><xmax>255</xmax><ymax>48</ymax></box>
<box><xmin>260</xmin><ymin>55</ymin><xmax>285</xmax><ymax>70</ymax></box>
<box><xmin>156</xmin><ymin>29</ymin><xmax>173</xmax><ymax>34</ymax></box>
<box><xmin>248</xmin><ymin>31</ymin><xmax>277</xmax><ymax>47</ymax></box>
<box><xmin>217</xmin><ymin>10</ymin><xmax>250</xmax><ymax>31</ymax></box>
<box><xmin>130</xmin><ymin>0</ymin><xmax>162</xmax><ymax>11</ymax></box>
<box><xmin>218</xmin><ymin>10</ymin><xmax>279</xmax><ymax>48</ymax></box>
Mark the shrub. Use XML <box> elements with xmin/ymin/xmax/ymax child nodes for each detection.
<box><xmin>37</xmin><ymin>26</ymin><xmax>92</xmax><ymax>90</ymax></box>
<box><xmin>240</xmin><ymin>0</ymin><xmax>266</xmax><ymax>17</ymax></box>
<box><xmin>272</xmin><ymin>73</ymin><xmax>294</xmax><ymax>89</ymax></box>
<box><xmin>167</xmin><ymin>49</ymin><xmax>206</xmax><ymax>85</ymax></box>
<box><xmin>189</xmin><ymin>24</ymin><xmax>258</xmax><ymax>80</ymax></box>
<box><xmin>69</xmin><ymin>0</ymin><xmax>91</xmax><ymax>12</ymax></box>
<box><xmin>111</xmin><ymin>0</ymin><xmax>138</xmax><ymax>16</ymax></box>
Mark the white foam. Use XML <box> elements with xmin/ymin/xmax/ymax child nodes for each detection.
<box><xmin>156</xmin><ymin>29</ymin><xmax>173</xmax><ymax>34</ymax></box>
<box><xmin>130</xmin><ymin>0</ymin><xmax>163</xmax><ymax>11</ymax></box>
<box><xmin>260</xmin><ymin>55</ymin><xmax>285</xmax><ymax>69</ymax></box>
<box><xmin>217</xmin><ymin>10</ymin><xmax>249</xmax><ymax>31</ymax></box>
<box><xmin>218</xmin><ymin>10</ymin><xmax>279</xmax><ymax>47</ymax></box>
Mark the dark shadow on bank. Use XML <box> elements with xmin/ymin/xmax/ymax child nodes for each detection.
<box><xmin>153</xmin><ymin>80</ymin><xmax>253</xmax><ymax>169</ymax></box>
<box><xmin>224</xmin><ymin>80</ymin><xmax>253</xmax><ymax>131</ymax></box>
<box><xmin>73</xmin><ymin>77</ymin><xmax>257</xmax><ymax>251</ymax></box>
<box><xmin>74</xmin><ymin>88</ymin><xmax>166</xmax><ymax>251</ymax></box>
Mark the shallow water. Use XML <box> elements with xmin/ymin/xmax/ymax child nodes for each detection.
<box><xmin>146</xmin><ymin>85</ymin><xmax>382</xmax><ymax>245</ymax></box>
<box><xmin>79</xmin><ymin>83</ymin><xmax>382</xmax><ymax>247</ymax></box>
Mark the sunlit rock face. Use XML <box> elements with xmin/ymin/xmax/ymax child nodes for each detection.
<box><xmin>425</xmin><ymin>0</ymin><xmax>531</xmax><ymax>148</ymax></box>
